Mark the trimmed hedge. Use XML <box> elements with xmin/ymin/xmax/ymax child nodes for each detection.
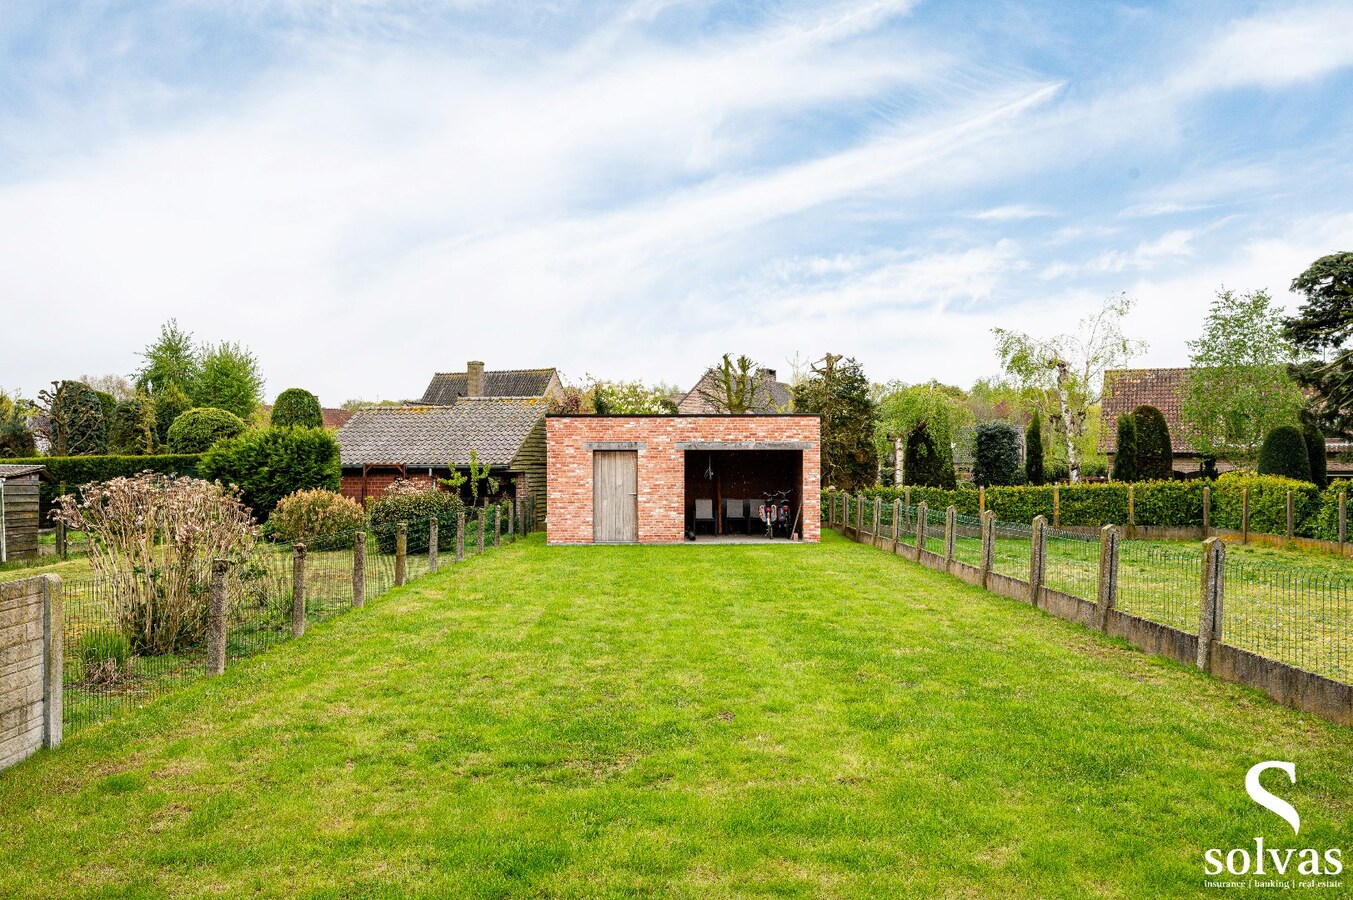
<box><xmin>167</xmin><ymin>407</ymin><xmax>247</xmax><ymax>453</ymax></box>
<box><xmin>366</xmin><ymin>488</ymin><xmax>466</xmax><ymax>554</ymax></box>
<box><xmin>0</xmin><ymin>453</ymin><xmax>202</xmax><ymax>522</ymax></box>
<box><xmin>198</xmin><ymin>427</ymin><xmax>340</xmax><ymax>521</ymax></box>
<box><xmin>848</xmin><ymin>473</ymin><xmax>1333</xmax><ymax>538</ymax></box>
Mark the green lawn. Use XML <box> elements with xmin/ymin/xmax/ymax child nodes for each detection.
<box><xmin>2</xmin><ymin>531</ymin><xmax>1349</xmax><ymax>898</ymax></box>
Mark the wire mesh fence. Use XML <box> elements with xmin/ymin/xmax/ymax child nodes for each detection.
<box><xmin>60</xmin><ymin>501</ymin><xmax>531</xmax><ymax>735</ymax></box>
<box><xmin>828</xmin><ymin>492</ymin><xmax>1353</xmax><ymax>687</ymax></box>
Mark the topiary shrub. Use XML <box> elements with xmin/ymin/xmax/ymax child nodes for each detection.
<box><xmin>198</xmin><ymin>426</ymin><xmax>341</xmax><ymax>520</ymax></box>
<box><xmin>108</xmin><ymin>396</ymin><xmax>157</xmax><ymax>455</ymax></box>
<box><xmin>366</xmin><ymin>481</ymin><xmax>465</xmax><ymax>554</ymax></box>
<box><xmin>1131</xmin><ymin>405</ymin><xmax>1173</xmax><ymax>480</ymax></box>
<box><xmin>903</xmin><ymin>424</ymin><xmax>956</xmax><ymax>488</ymax></box>
<box><xmin>1304</xmin><ymin>426</ymin><xmax>1328</xmax><ymax>490</ymax></box>
<box><xmin>1024</xmin><ymin>417</ymin><xmax>1044</xmax><ymax>486</ymax></box>
<box><xmin>266</xmin><ymin>488</ymin><xmax>366</xmax><ymax>550</ymax></box>
<box><xmin>46</xmin><ymin>380</ymin><xmax>108</xmax><ymax>456</ymax></box>
<box><xmin>1257</xmin><ymin>425</ymin><xmax>1313</xmax><ymax>483</ymax></box>
<box><xmin>1111</xmin><ymin>414</ymin><xmax>1138</xmax><ymax>482</ymax></box>
<box><xmin>167</xmin><ymin>407</ymin><xmax>248</xmax><ymax>453</ymax></box>
<box><xmin>972</xmin><ymin>421</ymin><xmax>1023</xmax><ymax>487</ymax></box>
<box><xmin>270</xmin><ymin>388</ymin><xmax>324</xmax><ymax>428</ymax></box>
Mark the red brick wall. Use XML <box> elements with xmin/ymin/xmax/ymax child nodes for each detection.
<box><xmin>546</xmin><ymin>416</ymin><xmax>821</xmax><ymax>544</ymax></box>
<box><xmin>340</xmin><ymin>470</ymin><xmax>437</xmax><ymax>506</ymax></box>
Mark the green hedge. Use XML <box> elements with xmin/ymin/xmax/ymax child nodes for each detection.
<box><xmin>0</xmin><ymin>454</ymin><xmax>202</xmax><ymax>522</ymax></box>
<box><xmin>843</xmin><ymin>473</ymin><xmax>1337</xmax><ymax>539</ymax></box>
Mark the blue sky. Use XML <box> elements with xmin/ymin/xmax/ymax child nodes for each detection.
<box><xmin>3</xmin><ymin>1</ymin><xmax>1352</xmax><ymax>405</ymax></box>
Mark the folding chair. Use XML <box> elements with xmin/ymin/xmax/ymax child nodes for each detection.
<box><xmin>693</xmin><ymin>499</ymin><xmax>716</xmax><ymax>536</ymax></box>
<box><xmin>725</xmin><ymin>498</ymin><xmax>750</xmax><ymax>534</ymax></box>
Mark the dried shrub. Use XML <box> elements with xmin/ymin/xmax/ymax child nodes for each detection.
<box><xmin>266</xmin><ymin>488</ymin><xmax>365</xmax><ymax>550</ymax></box>
<box><xmin>367</xmin><ymin>481</ymin><xmax>464</xmax><ymax>554</ymax></box>
<box><xmin>53</xmin><ymin>474</ymin><xmax>259</xmax><ymax>655</ymax></box>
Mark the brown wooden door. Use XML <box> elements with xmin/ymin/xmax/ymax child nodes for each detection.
<box><xmin>593</xmin><ymin>451</ymin><xmax>638</xmax><ymax>543</ymax></box>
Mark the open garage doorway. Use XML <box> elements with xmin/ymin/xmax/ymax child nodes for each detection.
<box><xmin>684</xmin><ymin>449</ymin><xmax>803</xmax><ymax>541</ymax></box>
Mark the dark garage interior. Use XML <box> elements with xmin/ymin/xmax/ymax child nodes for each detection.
<box><xmin>683</xmin><ymin>449</ymin><xmax>803</xmax><ymax>539</ymax></box>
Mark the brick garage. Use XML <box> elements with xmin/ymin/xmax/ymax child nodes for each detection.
<box><xmin>546</xmin><ymin>415</ymin><xmax>821</xmax><ymax>544</ymax></box>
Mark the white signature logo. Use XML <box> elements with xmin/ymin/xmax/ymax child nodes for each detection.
<box><xmin>1246</xmin><ymin>761</ymin><xmax>1300</xmax><ymax>836</ymax></box>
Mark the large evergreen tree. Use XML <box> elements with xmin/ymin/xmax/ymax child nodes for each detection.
<box><xmin>1132</xmin><ymin>405</ymin><xmax>1174</xmax><ymax>480</ymax></box>
<box><xmin>1024</xmin><ymin>417</ymin><xmax>1045</xmax><ymax>485</ymax></box>
<box><xmin>1284</xmin><ymin>252</ymin><xmax>1353</xmax><ymax>433</ymax></box>
<box><xmin>1110</xmin><ymin>414</ymin><xmax>1138</xmax><ymax>482</ymax></box>
<box><xmin>793</xmin><ymin>354</ymin><xmax>877</xmax><ymax>491</ymax></box>
<box><xmin>903</xmin><ymin>422</ymin><xmax>957</xmax><ymax>488</ymax></box>
<box><xmin>972</xmin><ymin>421</ymin><xmax>1022</xmax><ymax>487</ymax></box>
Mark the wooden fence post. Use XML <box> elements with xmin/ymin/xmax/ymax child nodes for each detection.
<box><xmin>55</xmin><ymin>519</ymin><xmax>67</xmax><ymax>560</ymax></box>
<box><xmin>978</xmin><ymin>486</ymin><xmax>986</xmax><ymax>515</ymax></box>
<box><xmin>1052</xmin><ymin>486</ymin><xmax>1060</xmax><ymax>528</ymax></box>
<box><xmin>945</xmin><ymin>505</ymin><xmax>957</xmax><ymax>562</ymax></box>
<box><xmin>509</xmin><ymin>501</ymin><xmax>516</xmax><ymax>539</ymax></box>
<box><xmin>1241</xmin><ymin>487</ymin><xmax>1250</xmax><ymax>544</ymax></box>
<box><xmin>1095</xmin><ymin>524</ymin><xmax>1119</xmax><ymax>632</ymax></box>
<box><xmin>207</xmin><ymin>558</ymin><xmax>228</xmax><ymax>676</ymax></box>
<box><xmin>353</xmin><ymin>531</ymin><xmax>366</xmax><ymax>608</ymax></box>
<box><xmin>1286</xmin><ymin>490</ymin><xmax>1295</xmax><ymax>539</ymax></box>
<box><xmin>1197</xmin><ymin>538</ymin><xmax>1226</xmax><ymax>672</ymax></box>
<box><xmin>395</xmin><ymin>522</ymin><xmax>407</xmax><ymax>586</ymax></box>
<box><xmin>891</xmin><ymin>500</ymin><xmax>901</xmax><ymax>552</ymax></box>
<box><xmin>1339</xmin><ymin>491</ymin><xmax>1347</xmax><ymax>549</ymax></box>
<box><xmin>494</xmin><ymin>504</ymin><xmax>502</xmax><ymax>549</ymax></box>
<box><xmin>1028</xmin><ymin>515</ymin><xmax>1047</xmax><ymax>606</ymax></box>
<box><xmin>428</xmin><ymin>518</ymin><xmax>439</xmax><ymax>574</ymax></box>
<box><xmin>456</xmin><ymin>510</ymin><xmax>466</xmax><ymax>562</ymax></box>
<box><xmin>980</xmin><ymin>510</ymin><xmax>995</xmax><ymax>588</ymax></box>
<box><xmin>292</xmin><ymin>543</ymin><xmax>307</xmax><ymax>638</ymax></box>
<box><xmin>477</xmin><ymin>508</ymin><xmax>486</xmax><ymax>554</ymax></box>
<box><xmin>915</xmin><ymin>501</ymin><xmax>928</xmax><ymax>554</ymax></box>
<box><xmin>904</xmin><ymin>486</ymin><xmax>911</xmax><ymax>509</ymax></box>
<box><xmin>873</xmin><ymin>497</ymin><xmax>881</xmax><ymax>540</ymax></box>
<box><xmin>1127</xmin><ymin>484</ymin><xmax>1135</xmax><ymax>533</ymax></box>
<box><xmin>1202</xmin><ymin>486</ymin><xmax>1211</xmax><ymax>536</ymax></box>
<box><xmin>856</xmin><ymin>493</ymin><xmax>864</xmax><ymax>536</ymax></box>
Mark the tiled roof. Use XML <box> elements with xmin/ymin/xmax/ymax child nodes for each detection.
<box><xmin>0</xmin><ymin>463</ymin><xmax>45</xmax><ymax>478</ymax></box>
<box><xmin>677</xmin><ymin>371</ymin><xmax>793</xmax><ymax>414</ymax></box>
<box><xmin>322</xmin><ymin>408</ymin><xmax>354</xmax><ymax>430</ymax></box>
<box><xmin>336</xmin><ymin>398</ymin><xmax>546</xmax><ymax>468</ymax></box>
<box><xmin>1098</xmin><ymin>368</ymin><xmax>1193</xmax><ymax>453</ymax></box>
<box><xmin>420</xmin><ymin>369</ymin><xmax>557</xmax><ymax>405</ymax></box>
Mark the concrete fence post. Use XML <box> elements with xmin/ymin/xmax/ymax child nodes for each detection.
<box><xmin>55</xmin><ymin>519</ymin><xmax>67</xmax><ymax>560</ymax></box>
<box><xmin>292</xmin><ymin>543</ymin><xmax>307</xmax><ymax>638</ymax></box>
<box><xmin>944</xmin><ymin>505</ymin><xmax>957</xmax><ymax>562</ymax></box>
<box><xmin>353</xmin><ymin>531</ymin><xmax>366</xmax><ymax>608</ymax></box>
<box><xmin>1095</xmin><ymin>524</ymin><xmax>1120</xmax><ymax>631</ymax></box>
<box><xmin>980</xmin><ymin>510</ymin><xmax>996</xmax><ymax>588</ymax></box>
<box><xmin>856</xmin><ymin>493</ymin><xmax>864</xmax><ymax>536</ymax></box>
<box><xmin>508</xmin><ymin>501</ymin><xmax>515</xmax><ymax>539</ymax></box>
<box><xmin>1339</xmin><ymin>491</ymin><xmax>1347</xmax><ymax>548</ymax></box>
<box><xmin>979</xmin><ymin>486</ymin><xmax>986</xmax><ymax>515</ymax></box>
<box><xmin>1028</xmin><ymin>515</ymin><xmax>1047</xmax><ymax>606</ymax></box>
<box><xmin>207</xmin><ymin>558</ymin><xmax>228</xmax><ymax>677</ymax></box>
<box><xmin>1286</xmin><ymin>490</ymin><xmax>1295</xmax><ymax>539</ymax></box>
<box><xmin>1127</xmin><ymin>484</ymin><xmax>1135</xmax><ymax>532</ymax></box>
<box><xmin>1052</xmin><ymin>486</ymin><xmax>1060</xmax><ymax>528</ymax></box>
<box><xmin>43</xmin><ymin>575</ymin><xmax>63</xmax><ymax>750</ymax></box>
<box><xmin>889</xmin><ymin>500</ymin><xmax>899</xmax><ymax>552</ymax></box>
<box><xmin>395</xmin><ymin>522</ymin><xmax>408</xmax><ymax>586</ymax></box>
<box><xmin>429</xmin><ymin>518</ymin><xmax>439</xmax><ymax>574</ymax></box>
<box><xmin>477</xmin><ymin>508</ymin><xmax>486</xmax><ymax>554</ymax></box>
<box><xmin>873</xmin><ymin>497</ymin><xmax>882</xmax><ymax>540</ymax></box>
<box><xmin>1202</xmin><ymin>486</ymin><xmax>1211</xmax><ymax>535</ymax></box>
<box><xmin>1241</xmin><ymin>487</ymin><xmax>1250</xmax><ymax>544</ymax></box>
<box><xmin>916</xmin><ymin>501</ymin><xmax>928</xmax><ymax>554</ymax></box>
<box><xmin>904</xmin><ymin>486</ymin><xmax>911</xmax><ymax>508</ymax></box>
<box><xmin>1197</xmin><ymin>537</ymin><xmax>1226</xmax><ymax>672</ymax></box>
<box><xmin>494</xmin><ymin>504</ymin><xmax>502</xmax><ymax>549</ymax></box>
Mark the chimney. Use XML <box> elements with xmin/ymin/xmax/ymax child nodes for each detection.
<box><xmin>467</xmin><ymin>361</ymin><xmax>485</xmax><ymax>398</ymax></box>
<box><xmin>757</xmin><ymin>367</ymin><xmax>777</xmax><ymax>382</ymax></box>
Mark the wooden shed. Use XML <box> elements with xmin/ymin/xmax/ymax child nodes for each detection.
<box><xmin>0</xmin><ymin>464</ymin><xmax>44</xmax><ymax>563</ymax></box>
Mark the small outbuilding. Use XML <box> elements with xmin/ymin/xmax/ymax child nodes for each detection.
<box><xmin>0</xmin><ymin>464</ymin><xmax>44</xmax><ymax>563</ymax></box>
<box><xmin>546</xmin><ymin>415</ymin><xmax>820</xmax><ymax>544</ymax></box>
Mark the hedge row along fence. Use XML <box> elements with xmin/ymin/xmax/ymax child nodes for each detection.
<box><xmin>47</xmin><ymin>499</ymin><xmax>534</xmax><ymax>742</ymax></box>
<box><xmin>0</xmin><ymin>454</ymin><xmax>203</xmax><ymax>522</ymax></box>
<box><xmin>823</xmin><ymin>492</ymin><xmax>1353</xmax><ymax>728</ymax></box>
<box><xmin>850</xmin><ymin>474</ymin><xmax>1349</xmax><ymax>546</ymax></box>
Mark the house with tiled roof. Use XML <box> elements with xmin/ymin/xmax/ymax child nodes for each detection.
<box><xmin>336</xmin><ymin>361</ymin><xmax>556</xmax><ymax>524</ymax></box>
<box><xmin>1098</xmin><ymin>367</ymin><xmax>1352</xmax><ymax>477</ymax></box>
<box><xmin>677</xmin><ymin>367</ymin><xmax>792</xmax><ymax>414</ymax></box>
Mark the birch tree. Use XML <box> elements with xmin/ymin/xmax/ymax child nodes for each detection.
<box><xmin>992</xmin><ymin>293</ymin><xmax>1145</xmax><ymax>483</ymax></box>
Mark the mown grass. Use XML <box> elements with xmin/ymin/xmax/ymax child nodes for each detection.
<box><xmin>1</xmin><ymin>531</ymin><xmax>1350</xmax><ymax>898</ymax></box>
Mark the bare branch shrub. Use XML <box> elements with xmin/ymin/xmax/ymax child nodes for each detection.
<box><xmin>53</xmin><ymin>474</ymin><xmax>259</xmax><ymax>654</ymax></box>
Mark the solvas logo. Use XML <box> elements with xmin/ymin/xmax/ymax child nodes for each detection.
<box><xmin>1204</xmin><ymin>761</ymin><xmax>1343</xmax><ymax>888</ymax></box>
